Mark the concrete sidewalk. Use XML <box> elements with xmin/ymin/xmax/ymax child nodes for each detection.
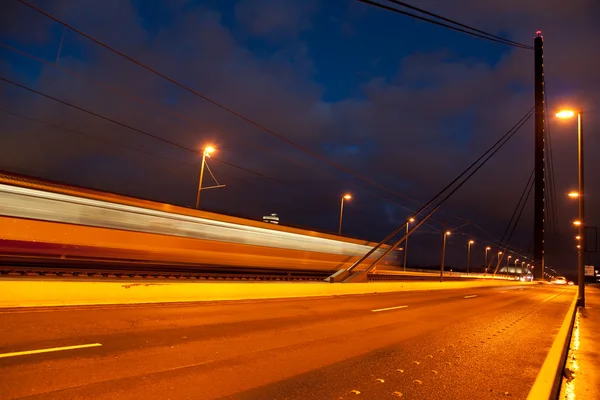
<box><xmin>560</xmin><ymin>284</ymin><xmax>600</xmax><ymax>399</ymax></box>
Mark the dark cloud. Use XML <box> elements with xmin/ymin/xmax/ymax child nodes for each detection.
<box><xmin>234</xmin><ymin>0</ymin><xmax>318</xmax><ymax>39</ymax></box>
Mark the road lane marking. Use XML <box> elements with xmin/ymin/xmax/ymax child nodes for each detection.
<box><xmin>464</xmin><ymin>295</ymin><xmax>478</xmax><ymax>299</ymax></box>
<box><xmin>372</xmin><ymin>305</ymin><xmax>408</xmax><ymax>312</ymax></box>
<box><xmin>500</xmin><ymin>290</ymin><xmax>508</xmax><ymax>293</ymax></box>
<box><xmin>0</xmin><ymin>343</ymin><xmax>102</xmax><ymax>359</ymax></box>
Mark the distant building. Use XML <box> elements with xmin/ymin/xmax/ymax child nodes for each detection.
<box><xmin>263</xmin><ymin>213</ymin><xmax>279</xmax><ymax>225</ymax></box>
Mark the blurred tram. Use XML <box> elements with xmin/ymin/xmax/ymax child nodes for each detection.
<box><xmin>0</xmin><ymin>171</ymin><xmax>400</xmax><ymax>273</ymax></box>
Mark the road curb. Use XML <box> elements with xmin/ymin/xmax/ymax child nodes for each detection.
<box><xmin>526</xmin><ymin>291</ymin><xmax>578</xmax><ymax>400</ymax></box>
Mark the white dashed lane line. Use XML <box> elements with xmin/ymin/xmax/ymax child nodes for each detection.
<box><xmin>371</xmin><ymin>305</ymin><xmax>408</xmax><ymax>312</ymax></box>
<box><xmin>0</xmin><ymin>343</ymin><xmax>102</xmax><ymax>359</ymax></box>
<box><xmin>463</xmin><ymin>295</ymin><xmax>478</xmax><ymax>299</ymax></box>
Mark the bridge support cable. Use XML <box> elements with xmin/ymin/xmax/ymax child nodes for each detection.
<box><xmin>358</xmin><ymin>0</ymin><xmax>533</xmax><ymax>50</ymax></box>
<box><xmin>489</xmin><ymin>168</ymin><xmax>534</xmax><ymax>272</ymax></box>
<box><xmin>367</xmin><ymin>113</ymin><xmax>534</xmax><ymax>273</ymax></box>
<box><xmin>493</xmin><ymin>174</ymin><xmax>536</xmax><ymax>275</ymax></box>
<box><xmin>337</xmin><ymin>108</ymin><xmax>534</xmax><ymax>279</ymax></box>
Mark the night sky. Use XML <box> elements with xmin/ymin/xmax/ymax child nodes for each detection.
<box><xmin>1</xmin><ymin>0</ymin><xmax>598</xmax><ymax>275</ymax></box>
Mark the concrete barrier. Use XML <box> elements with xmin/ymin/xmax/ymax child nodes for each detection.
<box><xmin>526</xmin><ymin>291</ymin><xmax>578</xmax><ymax>400</ymax></box>
<box><xmin>0</xmin><ymin>278</ymin><xmax>531</xmax><ymax>308</ymax></box>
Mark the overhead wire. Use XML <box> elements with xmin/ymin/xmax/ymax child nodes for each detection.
<box><xmin>385</xmin><ymin>0</ymin><xmax>533</xmax><ymax>49</ymax></box>
<box><xmin>10</xmin><ymin>0</ymin><xmax>535</xmax><ymax>250</ymax></box>
<box><xmin>0</xmin><ymin>41</ymin><xmax>334</xmax><ymax>186</ymax></box>
<box><xmin>358</xmin><ymin>0</ymin><xmax>533</xmax><ymax>50</ymax></box>
<box><xmin>0</xmin><ymin>77</ymin><xmax>282</xmax><ymax>183</ymax></box>
<box><xmin>0</xmin><ymin>39</ymin><xmax>480</xmax><ymax>229</ymax></box>
<box><xmin>16</xmin><ymin>0</ymin><xmax>441</xmax><ymax>211</ymax></box>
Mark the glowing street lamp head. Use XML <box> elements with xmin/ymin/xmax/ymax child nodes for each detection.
<box><xmin>343</xmin><ymin>194</ymin><xmax>352</xmax><ymax>200</ymax></box>
<box><xmin>573</xmin><ymin>220</ymin><xmax>582</xmax><ymax>226</ymax></box>
<box><xmin>204</xmin><ymin>146</ymin><xmax>215</xmax><ymax>156</ymax></box>
<box><xmin>445</xmin><ymin>231</ymin><xmax>451</xmax><ymax>236</ymax></box>
<box><xmin>556</xmin><ymin>110</ymin><xmax>575</xmax><ymax>119</ymax></box>
<box><xmin>498</xmin><ymin>251</ymin><xmax>503</xmax><ymax>255</ymax></box>
<box><xmin>469</xmin><ymin>240</ymin><xmax>475</xmax><ymax>245</ymax></box>
<box><xmin>576</xmin><ymin>235</ymin><xmax>581</xmax><ymax>240</ymax></box>
<box><xmin>508</xmin><ymin>255</ymin><xmax>512</xmax><ymax>259</ymax></box>
<box><xmin>408</xmin><ymin>217</ymin><xmax>415</xmax><ymax>223</ymax></box>
<box><xmin>567</xmin><ymin>191</ymin><xmax>580</xmax><ymax>198</ymax></box>
<box><xmin>486</xmin><ymin>246</ymin><xmax>491</xmax><ymax>250</ymax></box>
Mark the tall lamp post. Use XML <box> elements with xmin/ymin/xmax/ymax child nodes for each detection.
<box><xmin>338</xmin><ymin>194</ymin><xmax>352</xmax><ymax>235</ymax></box>
<box><xmin>557</xmin><ymin>109</ymin><xmax>585</xmax><ymax>307</ymax></box>
<box><xmin>507</xmin><ymin>255</ymin><xmax>512</xmax><ymax>274</ymax></box>
<box><xmin>496</xmin><ymin>251</ymin><xmax>503</xmax><ymax>274</ymax></box>
<box><xmin>440</xmin><ymin>231</ymin><xmax>451</xmax><ymax>282</ymax></box>
<box><xmin>195</xmin><ymin>145</ymin><xmax>215</xmax><ymax>209</ymax></box>
<box><xmin>485</xmin><ymin>246</ymin><xmax>491</xmax><ymax>273</ymax></box>
<box><xmin>467</xmin><ymin>240</ymin><xmax>474</xmax><ymax>274</ymax></box>
<box><xmin>403</xmin><ymin>218</ymin><xmax>415</xmax><ymax>271</ymax></box>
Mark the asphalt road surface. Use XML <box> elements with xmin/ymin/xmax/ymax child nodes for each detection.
<box><xmin>0</xmin><ymin>284</ymin><xmax>574</xmax><ymax>399</ymax></box>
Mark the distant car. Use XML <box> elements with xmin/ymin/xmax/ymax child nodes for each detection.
<box><xmin>568</xmin><ymin>281</ymin><xmax>575</xmax><ymax>286</ymax></box>
<box><xmin>552</xmin><ymin>276</ymin><xmax>567</xmax><ymax>285</ymax></box>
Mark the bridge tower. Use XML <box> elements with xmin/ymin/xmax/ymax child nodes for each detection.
<box><xmin>533</xmin><ymin>31</ymin><xmax>545</xmax><ymax>280</ymax></box>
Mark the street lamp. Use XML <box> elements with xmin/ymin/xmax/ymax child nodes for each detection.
<box><xmin>467</xmin><ymin>240</ymin><xmax>474</xmax><ymax>274</ymax></box>
<box><xmin>338</xmin><ymin>194</ymin><xmax>352</xmax><ymax>235</ymax></box>
<box><xmin>568</xmin><ymin>191</ymin><xmax>580</xmax><ymax>198</ymax></box>
<box><xmin>557</xmin><ymin>108</ymin><xmax>585</xmax><ymax>306</ymax></box>
<box><xmin>440</xmin><ymin>231</ymin><xmax>451</xmax><ymax>282</ymax></box>
<box><xmin>573</xmin><ymin>220</ymin><xmax>582</xmax><ymax>226</ymax></box>
<box><xmin>195</xmin><ymin>145</ymin><xmax>215</xmax><ymax>209</ymax></box>
<box><xmin>404</xmin><ymin>217</ymin><xmax>415</xmax><ymax>271</ymax></box>
<box><xmin>507</xmin><ymin>255</ymin><xmax>512</xmax><ymax>273</ymax></box>
<box><xmin>484</xmin><ymin>246</ymin><xmax>491</xmax><ymax>273</ymax></box>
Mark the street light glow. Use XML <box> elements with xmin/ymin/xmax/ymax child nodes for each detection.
<box><xmin>498</xmin><ymin>251</ymin><xmax>503</xmax><ymax>255</ymax></box>
<box><xmin>486</xmin><ymin>246</ymin><xmax>491</xmax><ymax>250</ymax></box>
<box><xmin>343</xmin><ymin>194</ymin><xmax>352</xmax><ymax>200</ymax></box>
<box><xmin>469</xmin><ymin>240</ymin><xmax>475</xmax><ymax>244</ymax></box>
<box><xmin>204</xmin><ymin>145</ymin><xmax>216</xmax><ymax>155</ymax></box>
<box><xmin>445</xmin><ymin>231</ymin><xmax>451</xmax><ymax>236</ymax></box>
<box><xmin>568</xmin><ymin>191</ymin><xmax>580</xmax><ymax>198</ymax></box>
<box><xmin>573</xmin><ymin>220</ymin><xmax>582</xmax><ymax>226</ymax></box>
<box><xmin>556</xmin><ymin>110</ymin><xmax>575</xmax><ymax>119</ymax></box>
<box><xmin>408</xmin><ymin>217</ymin><xmax>415</xmax><ymax>223</ymax></box>
<box><xmin>576</xmin><ymin>235</ymin><xmax>581</xmax><ymax>240</ymax></box>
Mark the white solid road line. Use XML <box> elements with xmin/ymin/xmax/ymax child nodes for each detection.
<box><xmin>0</xmin><ymin>343</ymin><xmax>102</xmax><ymax>359</ymax></box>
<box><xmin>372</xmin><ymin>305</ymin><xmax>408</xmax><ymax>312</ymax></box>
<box><xmin>464</xmin><ymin>295</ymin><xmax>478</xmax><ymax>299</ymax></box>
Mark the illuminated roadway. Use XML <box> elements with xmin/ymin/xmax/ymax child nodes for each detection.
<box><xmin>0</xmin><ymin>285</ymin><xmax>573</xmax><ymax>399</ymax></box>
